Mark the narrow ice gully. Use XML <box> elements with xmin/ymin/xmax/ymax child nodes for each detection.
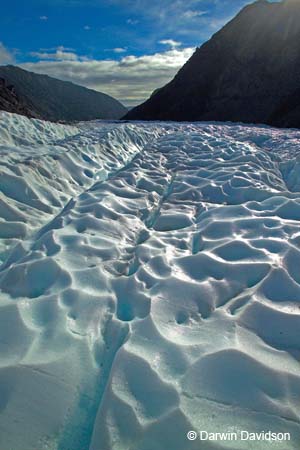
<box><xmin>0</xmin><ymin>111</ymin><xmax>300</xmax><ymax>450</ymax></box>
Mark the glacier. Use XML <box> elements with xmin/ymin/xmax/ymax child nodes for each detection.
<box><xmin>0</xmin><ymin>111</ymin><xmax>300</xmax><ymax>450</ymax></box>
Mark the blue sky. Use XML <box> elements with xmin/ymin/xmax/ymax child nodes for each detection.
<box><xmin>0</xmin><ymin>0</ymin><xmax>273</xmax><ymax>106</ymax></box>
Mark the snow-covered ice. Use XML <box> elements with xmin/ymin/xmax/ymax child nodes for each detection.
<box><xmin>1</xmin><ymin>111</ymin><xmax>300</xmax><ymax>450</ymax></box>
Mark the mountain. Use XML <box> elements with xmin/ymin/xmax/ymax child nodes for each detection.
<box><xmin>0</xmin><ymin>77</ymin><xmax>37</xmax><ymax>117</ymax></box>
<box><xmin>125</xmin><ymin>0</ymin><xmax>300</xmax><ymax>128</ymax></box>
<box><xmin>0</xmin><ymin>65</ymin><xmax>127</xmax><ymax>121</ymax></box>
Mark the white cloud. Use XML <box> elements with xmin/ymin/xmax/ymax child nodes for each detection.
<box><xmin>84</xmin><ymin>25</ymin><xmax>91</xmax><ymax>30</ymax></box>
<box><xmin>110</xmin><ymin>0</ymin><xmax>213</xmax><ymax>34</ymax></box>
<box><xmin>30</xmin><ymin>46</ymin><xmax>80</xmax><ymax>61</ymax></box>
<box><xmin>183</xmin><ymin>10</ymin><xmax>208</xmax><ymax>19</ymax></box>
<box><xmin>126</xmin><ymin>18</ymin><xmax>139</xmax><ymax>25</ymax></box>
<box><xmin>20</xmin><ymin>47</ymin><xmax>195</xmax><ymax>106</ymax></box>
<box><xmin>159</xmin><ymin>39</ymin><xmax>181</xmax><ymax>48</ymax></box>
<box><xmin>39</xmin><ymin>15</ymin><xmax>48</xmax><ymax>21</ymax></box>
<box><xmin>0</xmin><ymin>42</ymin><xmax>14</xmax><ymax>65</ymax></box>
<box><xmin>113</xmin><ymin>47</ymin><xmax>127</xmax><ymax>53</ymax></box>
<box><xmin>39</xmin><ymin>46</ymin><xmax>75</xmax><ymax>52</ymax></box>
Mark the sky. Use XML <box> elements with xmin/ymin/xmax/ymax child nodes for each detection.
<box><xmin>0</xmin><ymin>0</ymin><xmax>275</xmax><ymax>106</ymax></box>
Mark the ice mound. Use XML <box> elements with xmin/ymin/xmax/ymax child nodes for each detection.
<box><xmin>1</xmin><ymin>112</ymin><xmax>300</xmax><ymax>450</ymax></box>
<box><xmin>0</xmin><ymin>112</ymin><xmax>161</xmax><ymax>262</ymax></box>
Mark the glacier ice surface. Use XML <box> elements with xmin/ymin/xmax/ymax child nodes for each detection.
<box><xmin>1</xmin><ymin>112</ymin><xmax>300</xmax><ymax>449</ymax></box>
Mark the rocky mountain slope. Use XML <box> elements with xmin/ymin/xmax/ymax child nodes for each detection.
<box><xmin>125</xmin><ymin>0</ymin><xmax>300</xmax><ymax>128</ymax></box>
<box><xmin>0</xmin><ymin>77</ymin><xmax>38</xmax><ymax>117</ymax></box>
<box><xmin>0</xmin><ymin>65</ymin><xmax>127</xmax><ymax>121</ymax></box>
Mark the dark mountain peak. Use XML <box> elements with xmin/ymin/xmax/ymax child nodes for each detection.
<box><xmin>125</xmin><ymin>0</ymin><xmax>300</xmax><ymax>128</ymax></box>
<box><xmin>0</xmin><ymin>65</ymin><xmax>127</xmax><ymax>121</ymax></box>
